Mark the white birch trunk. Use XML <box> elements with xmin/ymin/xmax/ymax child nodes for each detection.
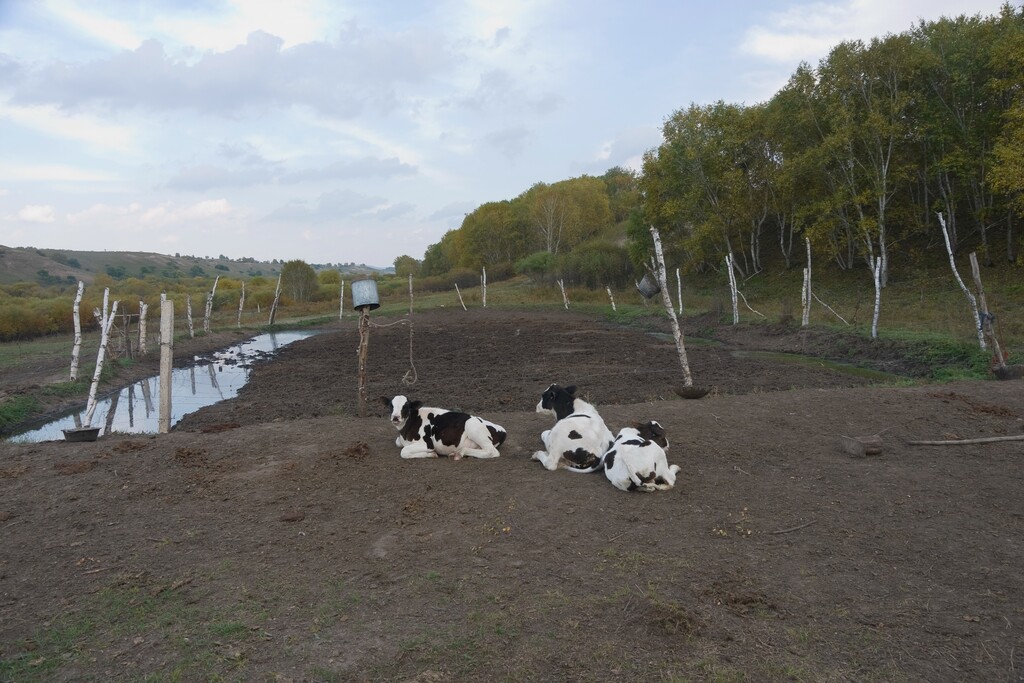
<box><xmin>606</xmin><ymin>286</ymin><xmax>616</xmax><ymax>312</ymax></box>
<box><xmin>70</xmin><ymin>281</ymin><xmax>85</xmax><ymax>381</ymax></box>
<box><xmin>237</xmin><ymin>281</ymin><xmax>245</xmax><ymax>328</ymax></box>
<box><xmin>676</xmin><ymin>268</ymin><xmax>683</xmax><ymax>316</ymax></box>
<box><xmin>84</xmin><ymin>292</ymin><xmax>119</xmax><ymax>428</ymax></box>
<box><xmin>408</xmin><ymin>274</ymin><xmax>414</xmax><ymax>315</ymax></box>
<box><xmin>726</xmin><ymin>253</ymin><xmax>739</xmax><ymax>325</ymax></box>
<box><xmin>339</xmin><ymin>280</ymin><xmax>345</xmax><ymax>319</ymax></box>
<box><xmin>186</xmin><ymin>295</ymin><xmax>195</xmax><ymax>338</ymax></box>
<box><xmin>871</xmin><ymin>260</ymin><xmax>882</xmax><ymax>339</ymax></box>
<box><xmin>204</xmin><ymin>275</ymin><xmax>219</xmax><ymax>333</ymax></box>
<box><xmin>481</xmin><ymin>266</ymin><xmax>487</xmax><ymax>308</ymax></box>
<box><xmin>269</xmin><ymin>273</ymin><xmax>282</xmax><ymax>325</ymax></box>
<box><xmin>939</xmin><ymin>213</ymin><xmax>985</xmax><ymax>350</ymax></box>
<box><xmin>138</xmin><ymin>301</ymin><xmax>148</xmax><ymax>354</ymax></box>
<box><xmin>455</xmin><ymin>284</ymin><xmax>467</xmax><ymax>311</ymax></box>
<box><xmin>650</xmin><ymin>226</ymin><xmax>694</xmax><ymax>386</ymax></box>
<box><xmin>557</xmin><ymin>279</ymin><xmax>569</xmax><ymax>309</ymax></box>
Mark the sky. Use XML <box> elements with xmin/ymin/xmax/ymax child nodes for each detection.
<box><xmin>0</xmin><ymin>0</ymin><xmax>1012</xmax><ymax>268</ymax></box>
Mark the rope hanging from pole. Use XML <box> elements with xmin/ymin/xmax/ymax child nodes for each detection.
<box><xmin>369</xmin><ymin>318</ymin><xmax>418</xmax><ymax>385</ymax></box>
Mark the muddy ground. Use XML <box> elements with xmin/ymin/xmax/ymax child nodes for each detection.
<box><xmin>2</xmin><ymin>308</ymin><xmax>1023</xmax><ymax>682</ymax></box>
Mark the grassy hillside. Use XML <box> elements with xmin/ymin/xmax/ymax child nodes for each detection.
<box><xmin>0</xmin><ymin>245</ymin><xmax>391</xmax><ymax>286</ymax></box>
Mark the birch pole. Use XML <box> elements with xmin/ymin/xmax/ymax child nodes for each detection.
<box><xmin>186</xmin><ymin>295</ymin><xmax>195</xmax><ymax>338</ymax></box>
<box><xmin>237</xmin><ymin>281</ymin><xmax>245</xmax><ymax>328</ymax></box>
<box><xmin>70</xmin><ymin>281</ymin><xmax>85</xmax><ymax>381</ymax></box>
<box><xmin>801</xmin><ymin>268</ymin><xmax>810</xmax><ymax>327</ymax></box>
<box><xmin>871</xmin><ymin>260</ymin><xmax>882</xmax><ymax>339</ymax></box>
<box><xmin>676</xmin><ymin>268</ymin><xmax>683</xmax><ymax>316</ymax></box>
<box><xmin>969</xmin><ymin>252</ymin><xmax>1007</xmax><ymax>369</ymax></box>
<box><xmin>84</xmin><ymin>290</ymin><xmax>119</xmax><ymax>428</ymax></box>
<box><xmin>606</xmin><ymin>286</ymin><xmax>616</xmax><ymax>312</ymax></box>
<box><xmin>557</xmin><ymin>279</ymin><xmax>570</xmax><ymax>309</ymax></box>
<box><xmin>455</xmin><ymin>284</ymin><xmax>467</xmax><ymax>311</ymax></box>
<box><xmin>268</xmin><ymin>273</ymin><xmax>282</xmax><ymax>325</ymax></box>
<box><xmin>339</xmin><ymin>280</ymin><xmax>345</xmax><ymax>319</ymax></box>
<box><xmin>158</xmin><ymin>299</ymin><xmax>174</xmax><ymax>434</ymax></box>
<box><xmin>481</xmin><ymin>266</ymin><xmax>487</xmax><ymax>308</ymax></box>
<box><xmin>725</xmin><ymin>253</ymin><xmax>739</xmax><ymax>324</ymax></box>
<box><xmin>203</xmin><ymin>275</ymin><xmax>219</xmax><ymax>333</ymax></box>
<box><xmin>802</xmin><ymin>238</ymin><xmax>812</xmax><ymax>326</ymax></box>
<box><xmin>939</xmin><ymin>213</ymin><xmax>985</xmax><ymax>350</ymax></box>
<box><xmin>408</xmin><ymin>274</ymin><xmax>414</xmax><ymax>315</ymax></box>
<box><xmin>650</xmin><ymin>226</ymin><xmax>694</xmax><ymax>387</ymax></box>
<box><xmin>138</xmin><ymin>301</ymin><xmax>149</xmax><ymax>354</ymax></box>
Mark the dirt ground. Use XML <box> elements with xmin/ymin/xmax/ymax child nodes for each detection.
<box><xmin>2</xmin><ymin>308</ymin><xmax>1023</xmax><ymax>682</ymax></box>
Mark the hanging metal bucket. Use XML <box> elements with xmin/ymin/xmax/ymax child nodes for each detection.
<box><xmin>351</xmin><ymin>279</ymin><xmax>380</xmax><ymax>311</ymax></box>
<box><xmin>636</xmin><ymin>273</ymin><xmax>661</xmax><ymax>299</ymax></box>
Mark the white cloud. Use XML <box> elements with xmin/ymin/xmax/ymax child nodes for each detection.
<box><xmin>14</xmin><ymin>204</ymin><xmax>56</xmax><ymax>223</ymax></box>
<box><xmin>0</xmin><ymin>103</ymin><xmax>139</xmax><ymax>157</ymax></box>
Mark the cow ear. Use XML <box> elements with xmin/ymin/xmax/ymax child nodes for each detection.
<box><xmin>565</xmin><ymin>385</ymin><xmax>577</xmax><ymax>396</ymax></box>
<box><xmin>380</xmin><ymin>396</ymin><xmax>392</xmax><ymax>408</ymax></box>
<box><xmin>408</xmin><ymin>400</ymin><xmax>423</xmax><ymax>412</ymax></box>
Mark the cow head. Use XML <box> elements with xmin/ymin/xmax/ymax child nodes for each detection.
<box><xmin>633</xmin><ymin>420</ymin><xmax>669</xmax><ymax>449</ymax></box>
<box><xmin>381</xmin><ymin>395</ymin><xmax>421</xmax><ymax>429</ymax></box>
<box><xmin>536</xmin><ymin>384</ymin><xmax>577</xmax><ymax>420</ymax></box>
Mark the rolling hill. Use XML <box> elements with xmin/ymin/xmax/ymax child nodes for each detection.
<box><xmin>0</xmin><ymin>245</ymin><xmax>391</xmax><ymax>286</ymax></box>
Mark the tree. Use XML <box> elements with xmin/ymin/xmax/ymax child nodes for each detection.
<box><xmin>393</xmin><ymin>255</ymin><xmax>421</xmax><ymax>278</ymax></box>
<box><xmin>280</xmin><ymin>260</ymin><xmax>318</xmax><ymax>302</ymax></box>
<box><xmin>524</xmin><ymin>176</ymin><xmax>612</xmax><ymax>254</ymax></box>
<box><xmin>457</xmin><ymin>201</ymin><xmax>534</xmax><ymax>269</ymax></box>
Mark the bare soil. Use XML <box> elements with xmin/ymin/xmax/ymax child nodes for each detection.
<box><xmin>2</xmin><ymin>308</ymin><xmax>1023</xmax><ymax>682</ymax></box>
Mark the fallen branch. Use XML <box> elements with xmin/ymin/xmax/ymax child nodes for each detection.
<box><xmin>908</xmin><ymin>435</ymin><xmax>1024</xmax><ymax>446</ymax></box>
<box><xmin>770</xmin><ymin>520</ymin><xmax>818</xmax><ymax>535</ymax></box>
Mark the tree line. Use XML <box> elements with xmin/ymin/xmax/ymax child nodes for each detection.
<box><xmin>404</xmin><ymin>6</ymin><xmax>1024</xmax><ymax>292</ymax></box>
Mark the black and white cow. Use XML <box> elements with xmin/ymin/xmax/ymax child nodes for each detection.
<box><xmin>532</xmin><ymin>384</ymin><xmax>614</xmax><ymax>472</ymax></box>
<box><xmin>381</xmin><ymin>395</ymin><xmax>506</xmax><ymax>460</ymax></box>
<box><xmin>603</xmin><ymin>421</ymin><xmax>680</xmax><ymax>492</ymax></box>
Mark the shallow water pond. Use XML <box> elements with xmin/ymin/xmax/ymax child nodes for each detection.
<box><xmin>9</xmin><ymin>330</ymin><xmax>318</xmax><ymax>443</ymax></box>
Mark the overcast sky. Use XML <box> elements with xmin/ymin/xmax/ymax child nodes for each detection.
<box><xmin>0</xmin><ymin>0</ymin><xmax>1011</xmax><ymax>268</ymax></box>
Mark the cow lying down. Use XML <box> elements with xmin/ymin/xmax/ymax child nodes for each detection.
<box><xmin>603</xmin><ymin>421</ymin><xmax>680</xmax><ymax>492</ymax></box>
<box><xmin>382</xmin><ymin>395</ymin><xmax>506</xmax><ymax>460</ymax></box>
<box><xmin>532</xmin><ymin>384</ymin><xmax>614</xmax><ymax>472</ymax></box>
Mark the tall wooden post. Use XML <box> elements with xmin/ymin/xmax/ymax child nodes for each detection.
<box><xmin>159</xmin><ymin>299</ymin><xmax>174</xmax><ymax>434</ymax></box>
<box><xmin>357</xmin><ymin>307</ymin><xmax>371</xmax><ymax>417</ymax></box>
<box><xmin>969</xmin><ymin>252</ymin><xmax>1007</xmax><ymax>370</ymax></box>
<box><xmin>70</xmin><ymin>281</ymin><xmax>85</xmax><ymax>381</ymax></box>
<box><xmin>650</xmin><ymin>225</ymin><xmax>694</xmax><ymax>387</ymax></box>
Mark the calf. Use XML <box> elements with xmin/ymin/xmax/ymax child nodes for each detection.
<box><xmin>382</xmin><ymin>395</ymin><xmax>506</xmax><ymax>460</ymax></box>
<box><xmin>603</xmin><ymin>421</ymin><xmax>680</xmax><ymax>492</ymax></box>
<box><xmin>532</xmin><ymin>384</ymin><xmax>614</xmax><ymax>472</ymax></box>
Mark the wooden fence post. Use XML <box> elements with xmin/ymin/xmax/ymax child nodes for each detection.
<box><xmin>70</xmin><ymin>281</ymin><xmax>85</xmax><ymax>381</ymax></box>
<box><xmin>159</xmin><ymin>299</ymin><xmax>174</xmax><ymax>434</ymax></box>
<box><xmin>269</xmin><ymin>273</ymin><xmax>282</xmax><ymax>325</ymax></box>
<box><xmin>969</xmin><ymin>252</ymin><xmax>1007</xmax><ymax>369</ymax></box>
<box><xmin>139</xmin><ymin>301</ymin><xmax>149</xmax><ymax>354</ymax></box>
<box><xmin>650</xmin><ymin>225</ymin><xmax>694</xmax><ymax>387</ymax></box>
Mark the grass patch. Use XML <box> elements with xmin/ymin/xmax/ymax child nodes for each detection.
<box><xmin>0</xmin><ymin>395</ymin><xmax>41</xmax><ymax>432</ymax></box>
<box><xmin>0</xmin><ymin>578</ymin><xmax>266</xmax><ymax>683</ymax></box>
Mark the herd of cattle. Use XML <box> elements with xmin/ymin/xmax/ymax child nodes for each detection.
<box><xmin>381</xmin><ymin>383</ymin><xmax>680</xmax><ymax>493</ymax></box>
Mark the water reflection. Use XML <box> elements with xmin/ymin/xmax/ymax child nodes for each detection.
<box><xmin>9</xmin><ymin>330</ymin><xmax>318</xmax><ymax>443</ymax></box>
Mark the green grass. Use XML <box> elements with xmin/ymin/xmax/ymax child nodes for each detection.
<box><xmin>0</xmin><ymin>579</ymin><xmax>265</xmax><ymax>683</ymax></box>
<box><xmin>0</xmin><ymin>395</ymin><xmax>41</xmax><ymax>432</ymax></box>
